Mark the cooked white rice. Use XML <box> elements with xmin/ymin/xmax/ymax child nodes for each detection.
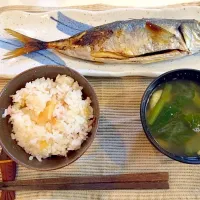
<box><xmin>3</xmin><ymin>75</ymin><xmax>93</xmax><ymax>161</ymax></box>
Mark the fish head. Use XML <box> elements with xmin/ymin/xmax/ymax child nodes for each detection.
<box><xmin>181</xmin><ymin>20</ymin><xmax>200</xmax><ymax>53</ymax></box>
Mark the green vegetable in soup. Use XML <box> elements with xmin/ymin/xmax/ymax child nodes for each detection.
<box><xmin>146</xmin><ymin>79</ymin><xmax>200</xmax><ymax>157</ymax></box>
<box><xmin>184</xmin><ymin>113</ymin><xmax>200</xmax><ymax>131</ymax></box>
<box><xmin>172</xmin><ymin>81</ymin><xmax>195</xmax><ymax>111</ymax></box>
<box><xmin>173</xmin><ymin>81</ymin><xmax>195</xmax><ymax>100</ymax></box>
<box><xmin>173</xmin><ymin>96</ymin><xmax>192</xmax><ymax>109</ymax></box>
<box><xmin>155</xmin><ymin>115</ymin><xmax>194</xmax><ymax>145</ymax></box>
<box><xmin>149</xmin><ymin>90</ymin><xmax>163</xmax><ymax>110</ymax></box>
<box><xmin>185</xmin><ymin>134</ymin><xmax>200</xmax><ymax>156</ymax></box>
<box><xmin>193</xmin><ymin>92</ymin><xmax>200</xmax><ymax>109</ymax></box>
<box><xmin>148</xmin><ymin>84</ymin><xmax>172</xmax><ymax>125</ymax></box>
<box><xmin>150</xmin><ymin>103</ymin><xmax>180</xmax><ymax>136</ymax></box>
<box><xmin>188</xmin><ymin>82</ymin><xmax>200</xmax><ymax>109</ymax></box>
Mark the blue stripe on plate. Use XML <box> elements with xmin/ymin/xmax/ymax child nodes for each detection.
<box><xmin>51</xmin><ymin>11</ymin><xmax>93</xmax><ymax>36</ymax></box>
<box><xmin>0</xmin><ymin>38</ymin><xmax>66</xmax><ymax>66</ymax></box>
<box><xmin>1</xmin><ymin>12</ymin><xmax>93</xmax><ymax>65</ymax></box>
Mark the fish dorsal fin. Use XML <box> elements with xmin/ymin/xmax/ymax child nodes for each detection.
<box><xmin>145</xmin><ymin>22</ymin><xmax>175</xmax><ymax>44</ymax></box>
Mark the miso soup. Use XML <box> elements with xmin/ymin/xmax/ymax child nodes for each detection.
<box><xmin>146</xmin><ymin>79</ymin><xmax>200</xmax><ymax>157</ymax></box>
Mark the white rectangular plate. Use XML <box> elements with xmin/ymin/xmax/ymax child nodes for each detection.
<box><xmin>1</xmin><ymin>6</ymin><xmax>200</xmax><ymax>78</ymax></box>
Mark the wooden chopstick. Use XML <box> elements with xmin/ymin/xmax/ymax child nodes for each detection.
<box><xmin>0</xmin><ymin>172</ymin><xmax>169</xmax><ymax>191</ymax></box>
<box><xmin>1</xmin><ymin>182</ymin><xmax>169</xmax><ymax>191</ymax></box>
<box><xmin>0</xmin><ymin>150</ymin><xmax>17</xmax><ymax>200</ymax></box>
<box><xmin>5</xmin><ymin>172</ymin><xmax>169</xmax><ymax>185</ymax></box>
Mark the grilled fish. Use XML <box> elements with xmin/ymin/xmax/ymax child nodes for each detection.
<box><xmin>3</xmin><ymin>19</ymin><xmax>200</xmax><ymax>63</ymax></box>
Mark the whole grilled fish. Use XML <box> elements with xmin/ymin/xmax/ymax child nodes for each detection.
<box><xmin>3</xmin><ymin>19</ymin><xmax>200</xmax><ymax>63</ymax></box>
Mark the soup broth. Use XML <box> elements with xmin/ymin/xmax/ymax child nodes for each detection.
<box><xmin>146</xmin><ymin>79</ymin><xmax>200</xmax><ymax>157</ymax></box>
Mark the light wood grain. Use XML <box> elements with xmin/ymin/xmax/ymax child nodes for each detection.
<box><xmin>0</xmin><ymin>2</ymin><xmax>200</xmax><ymax>14</ymax></box>
<box><xmin>0</xmin><ymin>173</ymin><xmax>169</xmax><ymax>191</ymax></box>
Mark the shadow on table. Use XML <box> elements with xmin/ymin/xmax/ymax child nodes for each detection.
<box><xmin>97</xmin><ymin>116</ymin><xmax>127</xmax><ymax>167</ymax></box>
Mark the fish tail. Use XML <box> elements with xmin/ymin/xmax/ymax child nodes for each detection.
<box><xmin>3</xmin><ymin>29</ymin><xmax>48</xmax><ymax>59</ymax></box>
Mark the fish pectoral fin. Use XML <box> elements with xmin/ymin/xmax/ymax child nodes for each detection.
<box><xmin>145</xmin><ymin>22</ymin><xmax>175</xmax><ymax>44</ymax></box>
<box><xmin>91</xmin><ymin>51</ymin><xmax>127</xmax><ymax>60</ymax></box>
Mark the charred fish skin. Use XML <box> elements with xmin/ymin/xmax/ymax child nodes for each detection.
<box><xmin>54</xmin><ymin>19</ymin><xmax>200</xmax><ymax>63</ymax></box>
<box><xmin>3</xmin><ymin>18</ymin><xmax>200</xmax><ymax>64</ymax></box>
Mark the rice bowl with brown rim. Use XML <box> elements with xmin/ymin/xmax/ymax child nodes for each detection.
<box><xmin>3</xmin><ymin>74</ymin><xmax>94</xmax><ymax>162</ymax></box>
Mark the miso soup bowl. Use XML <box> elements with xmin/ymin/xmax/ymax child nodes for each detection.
<box><xmin>0</xmin><ymin>65</ymin><xmax>99</xmax><ymax>170</ymax></box>
<box><xmin>140</xmin><ymin>69</ymin><xmax>200</xmax><ymax>164</ymax></box>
